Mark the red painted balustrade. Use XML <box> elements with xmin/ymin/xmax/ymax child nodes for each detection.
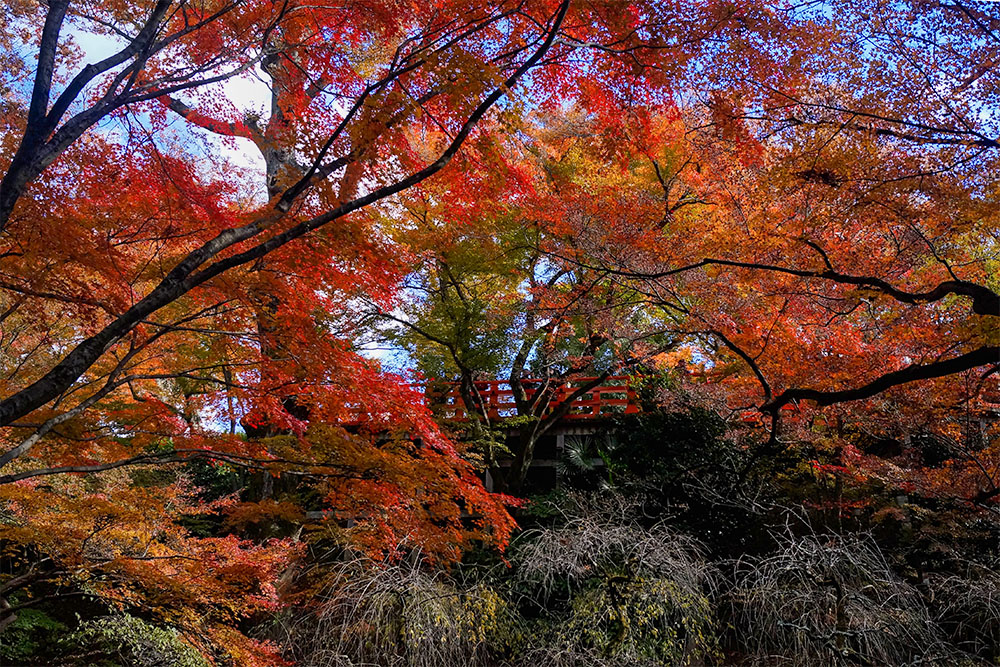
<box><xmin>422</xmin><ymin>377</ymin><xmax>641</xmax><ymax>421</ymax></box>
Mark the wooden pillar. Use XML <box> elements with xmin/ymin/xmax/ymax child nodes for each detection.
<box><xmin>554</xmin><ymin>432</ymin><xmax>565</xmax><ymax>487</ymax></box>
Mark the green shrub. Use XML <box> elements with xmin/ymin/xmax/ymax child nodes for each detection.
<box><xmin>66</xmin><ymin>614</ymin><xmax>208</xmax><ymax>667</ymax></box>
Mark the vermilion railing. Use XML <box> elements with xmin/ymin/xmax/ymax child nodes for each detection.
<box><xmin>422</xmin><ymin>377</ymin><xmax>641</xmax><ymax>421</ymax></box>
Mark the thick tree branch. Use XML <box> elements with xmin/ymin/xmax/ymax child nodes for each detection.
<box><xmin>0</xmin><ymin>447</ymin><xmax>373</xmax><ymax>485</ymax></box>
<box><xmin>158</xmin><ymin>95</ymin><xmax>258</xmax><ymax>140</ymax></box>
<box><xmin>25</xmin><ymin>0</ymin><xmax>69</xmax><ymax>130</ymax></box>
<box><xmin>589</xmin><ymin>255</ymin><xmax>1000</xmax><ymax>317</ymax></box>
<box><xmin>763</xmin><ymin>346</ymin><xmax>1000</xmax><ymax>412</ymax></box>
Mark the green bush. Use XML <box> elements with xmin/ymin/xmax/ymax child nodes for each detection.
<box><xmin>66</xmin><ymin>614</ymin><xmax>208</xmax><ymax>667</ymax></box>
